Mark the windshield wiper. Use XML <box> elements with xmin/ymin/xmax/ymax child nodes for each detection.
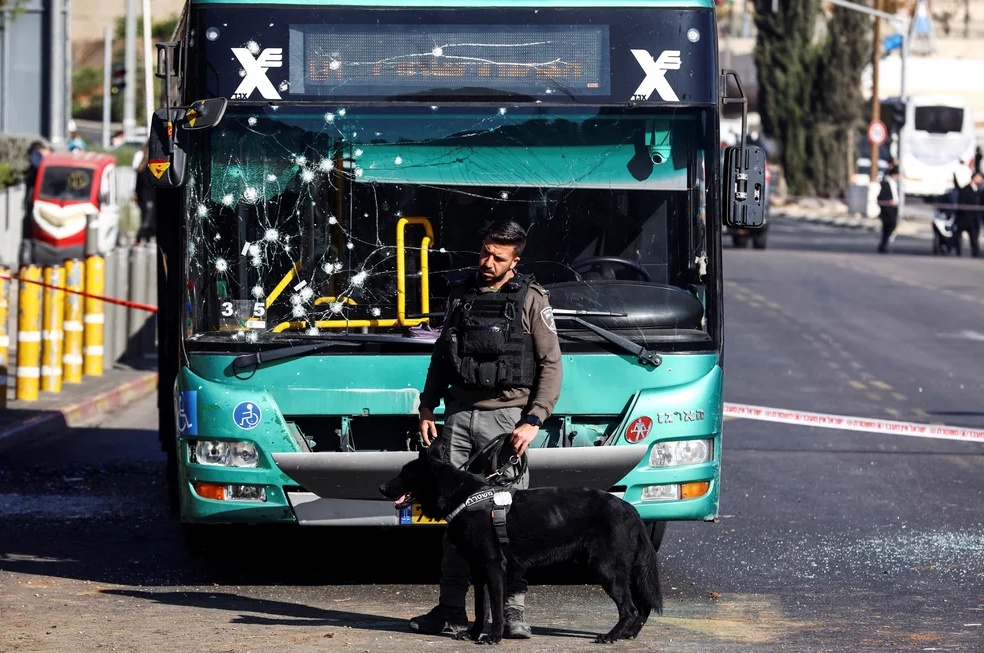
<box><xmin>552</xmin><ymin>309</ymin><xmax>628</xmax><ymax>317</ymax></box>
<box><xmin>232</xmin><ymin>334</ymin><xmax>434</xmax><ymax>371</ymax></box>
<box><xmin>553</xmin><ymin>315</ymin><xmax>662</xmax><ymax>368</ymax></box>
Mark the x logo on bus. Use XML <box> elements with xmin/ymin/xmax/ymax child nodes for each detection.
<box><xmin>630</xmin><ymin>50</ymin><xmax>682</xmax><ymax>102</ymax></box>
<box><xmin>625</xmin><ymin>416</ymin><xmax>653</xmax><ymax>443</ymax></box>
<box><xmin>231</xmin><ymin>47</ymin><xmax>283</xmax><ymax>100</ymax></box>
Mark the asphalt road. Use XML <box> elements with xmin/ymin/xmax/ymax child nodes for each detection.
<box><xmin>2</xmin><ymin>217</ymin><xmax>983</xmax><ymax>652</ymax></box>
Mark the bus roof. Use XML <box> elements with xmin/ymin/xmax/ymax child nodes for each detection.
<box><xmin>191</xmin><ymin>0</ymin><xmax>713</xmax><ymax>7</ymax></box>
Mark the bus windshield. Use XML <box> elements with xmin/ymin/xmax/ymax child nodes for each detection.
<box><xmin>184</xmin><ymin>106</ymin><xmax>712</xmax><ymax>347</ymax></box>
<box><xmin>914</xmin><ymin>106</ymin><xmax>964</xmax><ymax>134</ymax></box>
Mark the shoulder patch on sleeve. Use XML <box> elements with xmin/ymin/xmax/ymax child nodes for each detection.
<box><xmin>539</xmin><ymin>306</ymin><xmax>557</xmax><ymax>334</ymax></box>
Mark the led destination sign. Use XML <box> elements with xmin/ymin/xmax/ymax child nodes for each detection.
<box><xmin>288</xmin><ymin>24</ymin><xmax>610</xmax><ymax>97</ymax></box>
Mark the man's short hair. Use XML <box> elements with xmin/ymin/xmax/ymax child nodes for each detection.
<box><xmin>484</xmin><ymin>220</ymin><xmax>527</xmax><ymax>256</ymax></box>
<box><xmin>887</xmin><ymin>165</ymin><xmax>900</xmax><ymax>176</ymax></box>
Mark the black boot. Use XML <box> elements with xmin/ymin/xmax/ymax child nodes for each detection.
<box><xmin>409</xmin><ymin>604</ymin><xmax>469</xmax><ymax>635</ymax></box>
<box><xmin>504</xmin><ymin>605</ymin><xmax>532</xmax><ymax>639</ymax></box>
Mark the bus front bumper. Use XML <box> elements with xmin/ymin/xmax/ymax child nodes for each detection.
<box><xmin>178</xmin><ymin>444</ymin><xmax>719</xmax><ymax>525</ymax></box>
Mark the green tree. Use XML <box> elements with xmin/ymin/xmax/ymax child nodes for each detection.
<box><xmin>753</xmin><ymin>0</ymin><xmax>820</xmax><ymax>196</ymax></box>
<box><xmin>754</xmin><ymin>1</ymin><xmax>870</xmax><ymax>197</ymax></box>
<box><xmin>806</xmin><ymin>3</ymin><xmax>869</xmax><ymax>196</ymax></box>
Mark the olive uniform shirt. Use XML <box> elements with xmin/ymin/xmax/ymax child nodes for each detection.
<box><xmin>419</xmin><ymin>277</ymin><xmax>563</xmax><ymax>422</ymax></box>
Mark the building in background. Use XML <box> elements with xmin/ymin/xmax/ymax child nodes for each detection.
<box><xmin>0</xmin><ymin>0</ymin><xmax>71</xmax><ymax>143</ymax></box>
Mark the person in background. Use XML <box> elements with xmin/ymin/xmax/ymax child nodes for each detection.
<box><xmin>954</xmin><ymin>171</ymin><xmax>983</xmax><ymax>257</ymax></box>
<box><xmin>23</xmin><ymin>141</ymin><xmax>50</xmax><ymax>205</ymax></box>
<box><xmin>877</xmin><ymin>165</ymin><xmax>900</xmax><ymax>254</ymax></box>
<box><xmin>66</xmin><ymin>120</ymin><xmax>87</xmax><ymax>152</ymax></box>
<box><xmin>18</xmin><ymin>140</ymin><xmax>50</xmax><ymax>265</ymax></box>
<box><xmin>133</xmin><ymin>141</ymin><xmax>156</xmax><ymax>245</ymax></box>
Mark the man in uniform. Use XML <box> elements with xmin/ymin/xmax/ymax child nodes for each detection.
<box><xmin>877</xmin><ymin>165</ymin><xmax>901</xmax><ymax>254</ymax></box>
<box><xmin>412</xmin><ymin>219</ymin><xmax>563</xmax><ymax>639</ymax></box>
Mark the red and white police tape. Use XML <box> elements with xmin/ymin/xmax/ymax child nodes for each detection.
<box><xmin>0</xmin><ymin>272</ymin><xmax>158</xmax><ymax>313</ymax></box>
<box><xmin>724</xmin><ymin>402</ymin><xmax>984</xmax><ymax>444</ymax></box>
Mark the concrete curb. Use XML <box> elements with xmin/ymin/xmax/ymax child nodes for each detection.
<box><xmin>773</xmin><ymin>210</ymin><xmax>881</xmax><ymax>232</ymax></box>
<box><xmin>0</xmin><ymin>372</ymin><xmax>158</xmax><ymax>453</ymax></box>
<box><xmin>773</xmin><ymin>210</ymin><xmax>934</xmax><ymax>240</ymax></box>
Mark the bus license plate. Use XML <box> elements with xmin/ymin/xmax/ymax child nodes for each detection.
<box><xmin>400</xmin><ymin>504</ymin><xmax>446</xmax><ymax>525</ymax></box>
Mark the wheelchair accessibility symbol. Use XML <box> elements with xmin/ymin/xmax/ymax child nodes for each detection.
<box><xmin>177</xmin><ymin>391</ymin><xmax>198</xmax><ymax>436</ymax></box>
<box><xmin>233</xmin><ymin>401</ymin><xmax>262</xmax><ymax>430</ymax></box>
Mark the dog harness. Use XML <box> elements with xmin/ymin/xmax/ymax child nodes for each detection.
<box><xmin>445</xmin><ymin>488</ymin><xmax>515</xmax><ymax>571</ymax></box>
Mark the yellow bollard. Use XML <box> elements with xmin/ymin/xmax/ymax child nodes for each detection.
<box><xmin>83</xmin><ymin>256</ymin><xmax>105</xmax><ymax>376</ymax></box>
<box><xmin>40</xmin><ymin>266</ymin><xmax>65</xmax><ymax>393</ymax></box>
<box><xmin>16</xmin><ymin>266</ymin><xmax>43</xmax><ymax>401</ymax></box>
<box><xmin>0</xmin><ymin>266</ymin><xmax>9</xmax><ymax>408</ymax></box>
<box><xmin>62</xmin><ymin>259</ymin><xmax>85</xmax><ymax>384</ymax></box>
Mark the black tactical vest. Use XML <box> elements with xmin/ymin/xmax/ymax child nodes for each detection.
<box><xmin>442</xmin><ymin>273</ymin><xmax>537</xmax><ymax>392</ymax></box>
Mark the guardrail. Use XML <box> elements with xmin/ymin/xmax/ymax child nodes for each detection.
<box><xmin>0</xmin><ymin>244</ymin><xmax>157</xmax><ymax>406</ymax></box>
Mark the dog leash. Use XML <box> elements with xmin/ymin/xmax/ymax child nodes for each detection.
<box><xmin>458</xmin><ymin>433</ymin><xmax>528</xmax><ymax>487</ymax></box>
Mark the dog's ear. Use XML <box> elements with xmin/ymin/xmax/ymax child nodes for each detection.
<box><xmin>426</xmin><ymin>436</ymin><xmax>447</xmax><ymax>462</ymax></box>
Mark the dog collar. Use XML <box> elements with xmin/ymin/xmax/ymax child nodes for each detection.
<box><xmin>445</xmin><ymin>489</ymin><xmax>513</xmax><ymax>522</ymax></box>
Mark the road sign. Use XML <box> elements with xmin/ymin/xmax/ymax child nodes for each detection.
<box><xmin>867</xmin><ymin>120</ymin><xmax>887</xmax><ymax>146</ymax></box>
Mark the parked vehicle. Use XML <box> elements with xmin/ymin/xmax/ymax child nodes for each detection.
<box><xmin>932</xmin><ymin>185</ymin><xmax>960</xmax><ymax>256</ymax></box>
<box><xmin>22</xmin><ymin>151</ymin><xmax>120</xmax><ymax>266</ymax></box>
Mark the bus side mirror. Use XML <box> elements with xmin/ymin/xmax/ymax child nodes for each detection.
<box><xmin>148</xmin><ymin>108</ymin><xmax>188</xmax><ymax>189</ymax></box>
<box><xmin>723</xmin><ymin>145</ymin><xmax>767</xmax><ymax>229</ymax></box>
<box><xmin>181</xmin><ymin>98</ymin><xmax>227</xmax><ymax>131</ymax></box>
<box><xmin>147</xmin><ymin>98</ymin><xmax>227</xmax><ymax>189</ymax></box>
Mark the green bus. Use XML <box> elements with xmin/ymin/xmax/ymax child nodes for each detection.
<box><xmin>152</xmin><ymin>0</ymin><xmax>766</xmax><ymax>551</ymax></box>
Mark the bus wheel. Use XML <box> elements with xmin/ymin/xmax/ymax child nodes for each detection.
<box><xmin>753</xmin><ymin>232</ymin><xmax>768</xmax><ymax>249</ymax></box>
<box><xmin>647</xmin><ymin>521</ymin><xmax>667</xmax><ymax>552</ymax></box>
<box><xmin>732</xmin><ymin>235</ymin><xmax>748</xmax><ymax>248</ymax></box>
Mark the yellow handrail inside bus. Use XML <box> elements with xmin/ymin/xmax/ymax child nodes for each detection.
<box><xmin>314</xmin><ymin>296</ymin><xmax>358</xmax><ymax>306</ymax></box>
<box><xmin>266</xmin><ymin>260</ymin><xmax>301</xmax><ymax>308</ymax></box>
<box><xmin>271</xmin><ymin>217</ymin><xmax>435</xmax><ymax>332</ymax></box>
<box><xmin>396</xmin><ymin>216</ymin><xmax>434</xmax><ymax>324</ymax></box>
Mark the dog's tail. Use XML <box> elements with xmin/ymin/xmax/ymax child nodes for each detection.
<box><xmin>634</xmin><ymin>534</ymin><xmax>663</xmax><ymax>615</ymax></box>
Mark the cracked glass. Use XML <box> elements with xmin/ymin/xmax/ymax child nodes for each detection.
<box><xmin>182</xmin><ymin>105</ymin><xmax>711</xmax><ymax>347</ymax></box>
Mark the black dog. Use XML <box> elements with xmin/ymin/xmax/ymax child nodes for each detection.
<box><xmin>380</xmin><ymin>447</ymin><xmax>662</xmax><ymax>644</ymax></box>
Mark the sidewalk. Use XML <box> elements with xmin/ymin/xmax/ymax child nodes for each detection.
<box><xmin>771</xmin><ymin>197</ymin><xmax>934</xmax><ymax>240</ymax></box>
<box><xmin>0</xmin><ymin>362</ymin><xmax>158</xmax><ymax>453</ymax></box>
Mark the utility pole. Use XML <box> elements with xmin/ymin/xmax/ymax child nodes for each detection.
<box><xmin>142</xmin><ymin>0</ymin><xmax>153</xmax><ymax>136</ymax></box>
<box><xmin>49</xmin><ymin>0</ymin><xmax>65</xmax><ymax>146</ymax></box>
<box><xmin>869</xmin><ymin>0</ymin><xmax>883</xmax><ymax>182</ymax></box>
<box><xmin>897</xmin><ymin>21</ymin><xmax>908</xmax><ymax>221</ymax></box>
<box><xmin>123</xmin><ymin>0</ymin><xmax>137</xmax><ymax>143</ymax></box>
<box><xmin>65</xmin><ymin>0</ymin><xmax>72</xmax><ymax>147</ymax></box>
<box><xmin>102</xmin><ymin>27</ymin><xmax>111</xmax><ymax>150</ymax></box>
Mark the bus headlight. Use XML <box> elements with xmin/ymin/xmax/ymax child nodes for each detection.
<box><xmin>190</xmin><ymin>441</ymin><xmax>259</xmax><ymax>468</ymax></box>
<box><xmin>649</xmin><ymin>439</ymin><xmax>713</xmax><ymax>467</ymax></box>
